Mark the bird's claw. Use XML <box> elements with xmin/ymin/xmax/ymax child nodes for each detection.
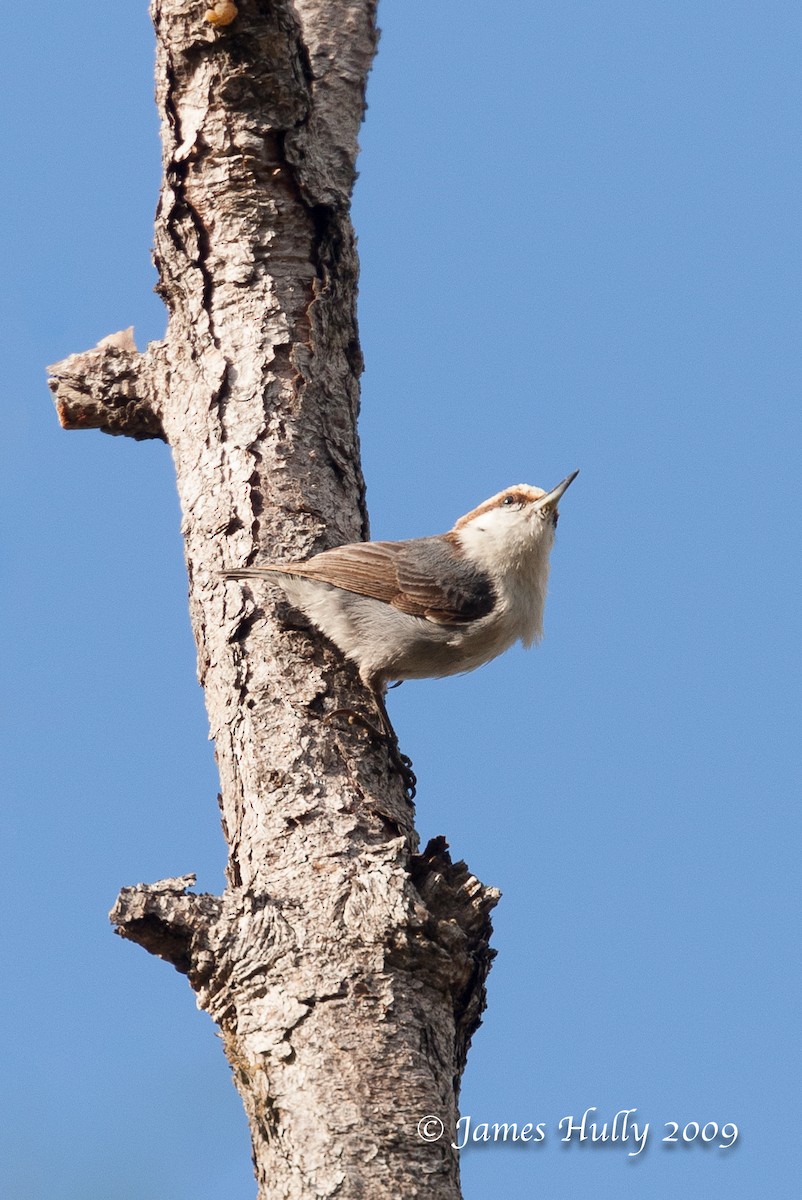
<box><xmin>323</xmin><ymin>708</ymin><xmax>417</xmax><ymax>799</ymax></box>
<box><xmin>393</xmin><ymin>752</ymin><xmax>417</xmax><ymax>800</ymax></box>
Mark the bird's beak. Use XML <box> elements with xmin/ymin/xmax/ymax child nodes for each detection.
<box><xmin>533</xmin><ymin>469</ymin><xmax>580</xmax><ymax>512</ymax></box>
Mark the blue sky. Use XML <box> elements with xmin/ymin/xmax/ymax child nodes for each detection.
<box><xmin>3</xmin><ymin>2</ymin><xmax>800</xmax><ymax>1197</ymax></box>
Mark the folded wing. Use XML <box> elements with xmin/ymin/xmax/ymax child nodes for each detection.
<box><xmin>269</xmin><ymin>537</ymin><xmax>497</xmax><ymax>625</ymax></box>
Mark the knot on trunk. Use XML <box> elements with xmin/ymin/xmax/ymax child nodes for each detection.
<box><xmin>400</xmin><ymin>837</ymin><xmax>501</xmax><ymax>1068</ymax></box>
<box><xmin>111</xmin><ymin>876</ymin><xmax>299</xmax><ymax>1023</ymax></box>
<box><xmin>111</xmin><ymin>874</ymin><xmax>222</xmax><ymax>977</ymax></box>
<box><xmin>48</xmin><ymin>332</ymin><xmax>166</xmax><ymax>442</ymax></box>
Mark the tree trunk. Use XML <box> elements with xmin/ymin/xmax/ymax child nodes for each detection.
<box><xmin>48</xmin><ymin>2</ymin><xmax>498</xmax><ymax>1196</ymax></box>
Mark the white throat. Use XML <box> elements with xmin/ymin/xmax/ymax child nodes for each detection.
<box><xmin>455</xmin><ymin>510</ymin><xmax>555</xmax><ymax>646</ymax></box>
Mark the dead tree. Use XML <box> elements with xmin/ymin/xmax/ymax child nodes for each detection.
<box><xmin>48</xmin><ymin>2</ymin><xmax>497</xmax><ymax>1197</ymax></box>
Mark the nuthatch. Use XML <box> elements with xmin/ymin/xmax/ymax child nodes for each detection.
<box><xmin>224</xmin><ymin>471</ymin><xmax>578</xmax><ymax>796</ymax></box>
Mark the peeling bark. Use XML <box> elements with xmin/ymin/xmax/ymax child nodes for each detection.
<box><xmin>50</xmin><ymin>2</ymin><xmax>498</xmax><ymax>1196</ymax></box>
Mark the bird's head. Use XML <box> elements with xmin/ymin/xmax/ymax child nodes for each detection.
<box><xmin>451</xmin><ymin>471</ymin><xmax>579</xmax><ymax>574</ymax></box>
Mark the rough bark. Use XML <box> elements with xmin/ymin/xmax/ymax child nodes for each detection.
<box><xmin>49</xmin><ymin>3</ymin><xmax>498</xmax><ymax>1197</ymax></box>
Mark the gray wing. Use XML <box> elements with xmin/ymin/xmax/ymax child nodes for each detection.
<box><xmin>230</xmin><ymin>537</ymin><xmax>496</xmax><ymax>625</ymax></box>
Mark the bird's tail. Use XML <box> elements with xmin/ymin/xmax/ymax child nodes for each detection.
<box><xmin>222</xmin><ymin>566</ymin><xmax>284</xmax><ymax>580</ymax></box>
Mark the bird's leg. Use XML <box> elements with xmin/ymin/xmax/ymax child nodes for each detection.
<box><xmin>369</xmin><ymin>686</ymin><xmax>417</xmax><ymax>800</ymax></box>
<box><xmin>324</xmin><ymin>685</ymin><xmax>417</xmax><ymax>800</ymax></box>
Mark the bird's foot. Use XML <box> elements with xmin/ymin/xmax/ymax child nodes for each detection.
<box><xmin>386</xmin><ymin>744</ymin><xmax>417</xmax><ymax>801</ymax></box>
<box><xmin>325</xmin><ymin>707</ymin><xmax>384</xmax><ymax>739</ymax></box>
<box><xmin>324</xmin><ymin>709</ymin><xmax>417</xmax><ymax>800</ymax></box>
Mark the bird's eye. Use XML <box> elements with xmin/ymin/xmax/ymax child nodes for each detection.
<box><xmin>502</xmin><ymin>496</ymin><xmax>516</xmax><ymax>507</ymax></box>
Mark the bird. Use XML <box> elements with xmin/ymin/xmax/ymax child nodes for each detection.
<box><xmin>223</xmin><ymin>471</ymin><xmax>578</xmax><ymax>797</ymax></box>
